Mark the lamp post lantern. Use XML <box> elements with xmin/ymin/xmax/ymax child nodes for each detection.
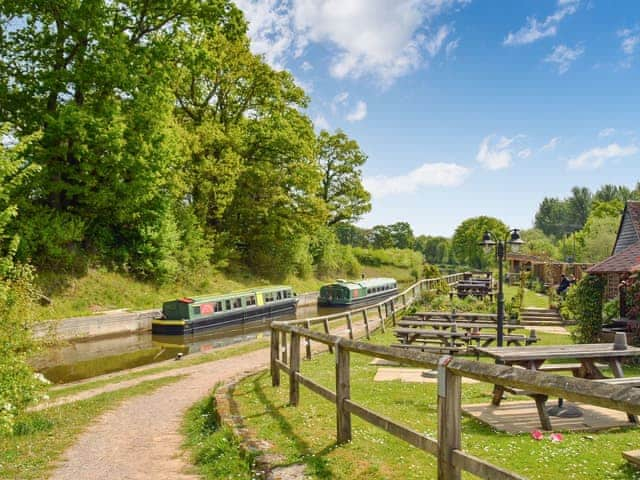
<box><xmin>480</xmin><ymin>229</ymin><xmax>524</xmax><ymax>347</ymax></box>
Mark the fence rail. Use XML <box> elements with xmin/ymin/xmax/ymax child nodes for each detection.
<box><xmin>269</xmin><ymin>275</ymin><xmax>640</xmax><ymax>480</ymax></box>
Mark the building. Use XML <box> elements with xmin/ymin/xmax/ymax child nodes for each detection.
<box><xmin>587</xmin><ymin>201</ymin><xmax>640</xmax><ymax>299</ymax></box>
<box><xmin>507</xmin><ymin>252</ymin><xmax>591</xmax><ymax>287</ymax></box>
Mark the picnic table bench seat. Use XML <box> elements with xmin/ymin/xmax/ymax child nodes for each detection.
<box><xmin>390</xmin><ymin>343</ymin><xmax>465</xmax><ymax>355</ymax></box>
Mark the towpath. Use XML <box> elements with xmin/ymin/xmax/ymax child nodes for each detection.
<box><xmin>48</xmin><ymin>321</ymin><xmax>371</xmax><ymax>480</ymax></box>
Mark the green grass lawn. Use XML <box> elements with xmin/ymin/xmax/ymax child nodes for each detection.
<box><xmin>0</xmin><ymin>375</ymin><xmax>184</xmax><ymax>480</ymax></box>
<box><xmin>504</xmin><ymin>285</ymin><xmax>550</xmax><ymax>309</ymax></box>
<box><xmin>225</xmin><ymin>329</ymin><xmax>640</xmax><ymax>480</ymax></box>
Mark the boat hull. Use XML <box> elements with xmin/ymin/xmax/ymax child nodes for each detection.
<box><xmin>152</xmin><ymin>299</ymin><xmax>298</xmax><ymax>335</ymax></box>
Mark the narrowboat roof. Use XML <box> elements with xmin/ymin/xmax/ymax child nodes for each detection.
<box><xmin>323</xmin><ymin>278</ymin><xmax>397</xmax><ymax>289</ymax></box>
<box><xmin>171</xmin><ymin>285</ymin><xmax>294</xmax><ymax>304</ymax></box>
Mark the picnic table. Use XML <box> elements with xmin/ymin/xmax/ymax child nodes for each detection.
<box><xmin>413</xmin><ymin>312</ymin><xmax>498</xmax><ymax>322</ymax></box>
<box><xmin>451</xmin><ymin>279</ymin><xmax>494</xmax><ymax>300</ymax></box>
<box><xmin>474</xmin><ymin>343</ymin><xmax>640</xmax><ymax>430</ymax></box>
<box><xmin>394</xmin><ymin>327</ymin><xmax>530</xmax><ymax>348</ymax></box>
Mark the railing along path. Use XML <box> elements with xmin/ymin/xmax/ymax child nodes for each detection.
<box><xmin>269</xmin><ymin>275</ymin><xmax>640</xmax><ymax>480</ymax></box>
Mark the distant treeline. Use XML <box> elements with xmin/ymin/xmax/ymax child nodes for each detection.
<box><xmin>0</xmin><ymin>1</ymin><xmax>371</xmax><ymax>282</ymax></box>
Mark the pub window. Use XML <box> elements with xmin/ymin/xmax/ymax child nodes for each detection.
<box><xmin>233</xmin><ymin>297</ymin><xmax>242</xmax><ymax>308</ymax></box>
<box><xmin>215</xmin><ymin>302</ymin><xmax>222</xmax><ymax>312</ymax></box>
<box><xmin>225</xmin><ymin>299</ymin><xmax>231</xmax><ymax>310</ymax></box>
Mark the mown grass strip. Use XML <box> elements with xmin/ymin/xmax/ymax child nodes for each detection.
<box><xmin>1</xmin><ymin>375</ymin><xmax>185</xmax><ymax>480</ymax></box>
<box><xmin>182</xmin><ymin>396</ymin><xmax>256</xmax><ymax>480</ymax></box>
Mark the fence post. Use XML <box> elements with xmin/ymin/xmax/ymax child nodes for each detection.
<box><xmin>377</xmin><ymin>304</ymin><xmax>386</xmax><ymax>333</ymax></box>
<box><xmin>281</xmin><ymin>331</ymin><xmax>288</xmax><ymax>364</ymax></box>
<box><xmin>346</xmin><ymin>313</ymin><xmax>354</xmax><ymax>340</ymax></box>
<box><xmin>324</xmin><ymin>318</ymin><xmax>334</xmax><ymax>353</ymax></box>
<box><xmin>390</xmin><ymin>299</ymin><xmax>397</xmax><ymax>326</ymax></box>
<box><xmin>289</xmin><ymin>331</ymin><xmax>301</xmax><ymax>406</ymax></box>
<box><xmin>335</xmin><ymin>341</ymin><xmax>352</xmax><ymax>444</ymax></box>
<box><xmin>270</xmin><ymin>328</ymin><xmax>280</xmax><ymax>387</ymax></box>
<box><xmin>402</xmin><ymin>293</ymin><xmax>407</xmax><ymax>307</ymax></box>
<box><xmin>363</xmin><ymin>309</ymin><xmax>371</xmax><ymax>340</ymax></box>
<box><xmin>437</xmin><ymin>356</ymin><xmax>462</xmax><ymax>480</ymax></box>
<box><xmin>305</xmin><ymin>320</ymin><xmax>312</xmax><ymax>360</ymax></box>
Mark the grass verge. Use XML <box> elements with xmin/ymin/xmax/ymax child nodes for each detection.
<box><xmin>48</xmin><ymin>338</ymin><xmax>269</xmax><ymax>400</ymax></box>
<box><xmin>227</xmin><ymin>329</ymin><xmax>640</xmax><ymax>480</ymax></box>
<box><xmin>0</xmin><ymin>375</ymin><xmax>185</xmax><ymax>480</ymax></box>
<box><xmin>182</xmin><ymin>395</ymin><xmax>256</xmax><ymax>479</ymax></box>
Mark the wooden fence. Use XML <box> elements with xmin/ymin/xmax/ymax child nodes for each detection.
<box><xmin>269</xmin><ymin>276</ymin><xmax>640</xmax><ymax>480</ymax></box>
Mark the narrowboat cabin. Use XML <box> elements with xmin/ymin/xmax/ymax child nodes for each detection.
<box><xmin>153</xmin><ymin>286</ymin><xmax>297</xmax><ymax>335</ymax></box>
<box><xmin>318</xmin><ymin>278</ymin><xmax>398</xmax><ymax>307</ymax></box>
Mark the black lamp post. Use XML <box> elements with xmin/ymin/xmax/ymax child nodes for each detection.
<box><xmin>480</xmin><ymin>229</ymin><xmax>524</xmax><ymax>347</ymax></box>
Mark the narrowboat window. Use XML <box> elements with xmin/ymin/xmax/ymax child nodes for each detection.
<box><xmin>193</xmin><ymin>306</ymin><xmax>201</xmax><ymax>315</ymax></box>
<box><xmin>247</xmin><ymin>295</ymin><xmax>256</xmax><ymax>306</ymax></box>
<box><xmin>225</xmin><ymin>299</ymin><xmax>231</xmax><ymax>310</ymax></box>
<box><xmin>215</xmin><ymin>302</ymin><xmax>222</xmax><ymax>312</ymax></box>
<box><xmin>265</xmin><ymin>293</ymin><xmax>274</xmax><ymax>302</ymax></box>
<box><xmin>233</xmin><ymin>298</ymin><xmax>242</xmax><ymax>308</ymax></box>
<box><xmin>277</xmin><ymin>291</ymin><xmax>282</xmax><ymax>300</ymax></box>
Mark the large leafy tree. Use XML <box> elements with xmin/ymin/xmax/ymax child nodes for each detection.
<box><xmin>0</xmin><ymin>129</ymin><xmax>43</xmax><ymax>434</ymax></box>
<box><xmin>0</xmin><ymin>0</ymin><xmax>243</xmax><ymax>279</ymax></box>
<box><xmin>415</xmin><ymin>235</ymin><xmax>454</xmax><ymax>265</ymax></box>
<box><xmin>317</xmin><ymin>130</ymin><xmax>371</xmax><ymax>226</ymax></box>
<box><xmin>452</xmin><ymin>216</ymin><xmax>508</xmax><ymax>269</ymax></box>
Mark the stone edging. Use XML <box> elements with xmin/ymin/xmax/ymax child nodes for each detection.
<box><xmin>214</xmin><ymin>369</ymin><xmax>307</xmax><ymax>479</ymax></box>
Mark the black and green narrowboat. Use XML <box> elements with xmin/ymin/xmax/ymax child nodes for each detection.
<box><xmin>152</xmin><ymin>286</ymin><xmax>298</xmax><ymax>335</ymax></box>
<box><xmin>318</xmin><ymin>278</ymin><xmax>398</xmax><ymax>307</ymax></box>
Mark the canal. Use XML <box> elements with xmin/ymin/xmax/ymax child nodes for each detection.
<box><xmin>35</xmin><ymin>303</ymin><xmax>350</xmax><ymax>384</ymax></box>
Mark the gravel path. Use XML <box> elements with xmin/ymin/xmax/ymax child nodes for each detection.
<box><xmin>49</xmin><ymin>348</ymin><xmax>269</xmax><ymax>480</ymax></box>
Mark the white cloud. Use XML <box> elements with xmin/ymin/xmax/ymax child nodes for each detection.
<box><xmin>346</xmin><ymin>100</ymin><xmax>368</xmax><ymax>122</ymax></box>
<box><xmin>313</xmin><ymin>114</ymin><xmax>331</xmax><ymax>131</ymax></box>
<box><xmin>476</xmin><ymin>134</ymin><xmax>524</xmax><ymax>170</ymax></box>
<box><xmin>619</xmin><ymin>27</ymin><xmax>640</xmax><ymax>55</ymax></box>
<box><xmin>599</xmin><ymin>128</ymin><xmax>616</xmax><ymax>137</ymax></box>
<box><xmin>504</xmin><ymin>0</ymin><xmax>579</xmax><ymax>46</ymax></box>
<box><xmin>518</xmin><ymin>148</ymin><xmax>532</xmax><ymax>159</ymax></box>
<box><xmin>568</xmin><ymin>143</ymin><xmax>638</xmax><ymax>169</ymax></box>
<box><xmin>544</xmin><ymin>44</ymin><xmax>584</xmax><ymax>74</ymax></box>
<box><xmin>445</xmin><ymin>39</ymin><xmax>459</xmax><ymax>58</ymax></box>
<box><xmin>234</xmin><ymin>0</ymin><xmax>469</xmax><ymax>86</ymax></box>
<box><xmin>300</xmin><ymin>61</ymin><xmax>313</xmax><ymax>71</ymax></box>
<box><xmin>541</xmin><ymin>136</ymin><xmax>561</xmax><ymax>151</ymax></box>
<box><xmin>234</xmin><ymin>0</ymin><xmax>296</xmax><ymax>69</ymax></box>
<box><xmin>364</xmin><ymin>162</ymin><xmax>471</xmax><ymax>198</ymax></box>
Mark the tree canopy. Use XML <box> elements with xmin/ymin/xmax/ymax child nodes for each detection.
<box><xmin>452</xmin><ymin>216</ymin><xmax>508</xmax><ymax>269</ymax></box>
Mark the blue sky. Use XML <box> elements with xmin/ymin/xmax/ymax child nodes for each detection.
<box><xmin>235</xmin><ymin>0</ymin><xmax>640</xmax><ymax>236</ymax></box>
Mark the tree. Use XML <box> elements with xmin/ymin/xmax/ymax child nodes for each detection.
<box><xmin>0</xmin><ymin>0</ymin><xmax>245</xmax><ymax>279</ymax></box>
<box><xmin>334</xmin><ymin>224</ymin><xmax>370</xmax><ymax>247</ymax></box>
<box><xmin>534</xmin><ymin>197</ymin><xmax>569</xmax><ymax>238</ymax></box>
<box><xmin>0</xmin><ymin>128</ymin><xmax>43</xmax><ymax>434</ymax></box>
<box><xmin>317</xmin><ymin>130</ymin><xmax>371</xmax><ymax>226</ymax></box>
<box><xmin>567</xmin><ymin>186</ymin><xmax>593</xmax><ymax>231</ymax></box>
<box><xmin>370</xmin><ymin>225</ymin><xmax>394</xmax><ymax>249</ymax></box>
<box><xmin>452</xmin><ymin>216</ymin><xmax>508</xmax><ymax>269</ymax></box>
<box><xmin>521</xmin><ymin>228</ymin><xmax>559</xmax><ymax>259</ymax></box>
<box><xmin>388</xmin><ymin>222</ymin><xmax>414</xmax><ymax>249</ymax></box>
<box><xmin>415</xmin><ymin>235</ymin><xmax>454</xmax><ymax>265</ymax></box>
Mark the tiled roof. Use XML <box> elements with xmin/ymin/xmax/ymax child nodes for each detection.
<box><xmin>628</xmin><ymin>201</ymin><xmax>640</xmax><ymax>236</ymax></box>
<box><xmin>588</xmin><ymin>242</ymin><xmax>640</xmax><ymax>274</ymax></box>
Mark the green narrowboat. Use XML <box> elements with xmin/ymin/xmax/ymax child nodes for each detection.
<box><xmin>318</xmin><ymin>278</ymin><xmax>398</xmax><ymax>307</ymax></box>
<box><xmin>152</xmin><ymin>285</ymin><xmax>298</xmax><ymax>335</ymax></box>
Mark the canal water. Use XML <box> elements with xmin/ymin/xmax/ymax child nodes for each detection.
<box><xmin>35</xmin><ymin>303</ymin><xmax>348</xmax><ymax>384</ymax></box>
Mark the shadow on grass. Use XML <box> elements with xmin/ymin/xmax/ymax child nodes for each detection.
<box><xmin>228</xmin><ymin>371</ymin><xmax>336</xmax><ymax>479</ymax></box>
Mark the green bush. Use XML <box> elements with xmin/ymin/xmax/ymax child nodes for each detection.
<box><xmin>602</xmin><ymin>298</ymin><xmax>619</xmax><ymax>322</ymax></box>
<box><xmin>563</xmin><ymin>275</ymin><xmax>605</xmax><ymax>343</ymax></box>
<box><xmin>353</xmin><ymin>247</ymin><xmax>422</xmax><ymax>271</ymax></box>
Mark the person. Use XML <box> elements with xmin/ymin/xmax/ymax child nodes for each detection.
<box><xmin>556</xmin><ymin>274</ymin><xmax>571</xmax><ymax>295</ymax></box>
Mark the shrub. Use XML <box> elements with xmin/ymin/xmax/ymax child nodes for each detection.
<box><xmin>564</xmin><ymin>275</ymin><xmax>605</xmax><ymax>343</ymax></box>
<box><xmin>602</xmin><ymin>298</ymin><xmax>620</xmax><ymax>322</ymax></box>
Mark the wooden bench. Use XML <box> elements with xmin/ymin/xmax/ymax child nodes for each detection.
<box><xmin>391</xmin><ymin>343</ymin><xmax>464</xmax><ymax>355</ymax></box>
<box><xmin>538</xmin><ymin>362</ymin><xmax>608</xmax><ymax>375</ymax></box>
<box><xmin>594</xmin><ymin>376</ymin><xmax>640</xmax><ymax>387</ymax></box>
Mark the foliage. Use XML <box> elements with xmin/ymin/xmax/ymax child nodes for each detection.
<box><xmin>415</xmin><ymin>235</ymin><xmax>454</xmax><ymax>265</ymax></box>
<box><xmin>520</xmin><ymin>228</ymin><xmax>559</xmax><ymax>259</ymax></box>
<box><xmin>0</xmin><ymin>130</ymin><xmax>43</xmax><ymax>435</ymax></box>
<box><xmin>603</xmin><ymin>298</ymin><xmax>620</xmax><ymax>322</ymax></box>
<box><xmin>310</xmin><ymin>228</ymin><xmax>361</xmax><ymax>278</ymax></box>
<box><xmin>317</xmin><ymin>129</ymin><xmax>371</xmax><ymax>226</ymax></box>
<box><xmin>563</xmin><ymin>275</ymin><xmax>606</xmax><ymax>343</ymax></box>
<box><xmin>353</xmin><ymin>247</ymin><xmax>422</xmax><ymax>273</ymax></box>
<box><xmin>183</xmin><ymin>396</ymin><xmax>255</xmax><ymax>480</ymax></box>
<box><xmin>452</xmin><ymin>216</ymin><xmax>508</xmax><ymax>269</ymax></box>
<box><xmin>422</xmin><ymin>264</ymin><xmax>449</xmax><ymax>295</ymax></box>
<box><xmin>626</xmin><ymin>273</ymin><xmax>640</xmax><ymax>320</ymax></box>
